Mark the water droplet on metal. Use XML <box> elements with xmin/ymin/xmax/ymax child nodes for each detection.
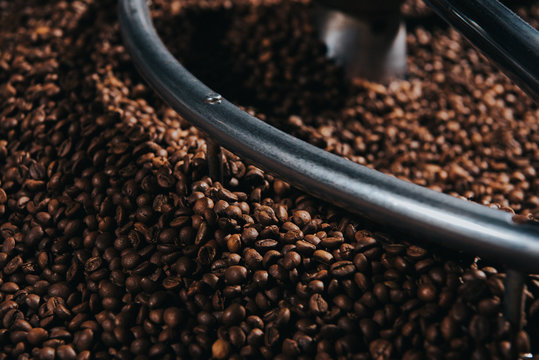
<box><xmin>204</xmin><ymin>94</ymin><xmax>222</xmax><ymax>105</ymax></box>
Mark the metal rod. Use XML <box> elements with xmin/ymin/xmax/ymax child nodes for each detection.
<box><xmin>118</xmin><ymin>0</ymin><xmax>539</xmax><ymax>273</ymax></box>
<box><xmin>207</xmin><ymin>138</ymin><xmax>223</xmax><ymax>183</ymax></box>
<box><xmin>504</xmin><ymin>270</ymin><xmax>525</xmax><ymax>329</ymax></box>
<box><xmin>314</xmin><ymin>4</ymin><xmax>407</xmax><ymax>82</ymax></box>
<box><xmin>504</xmin><ymin>269</ymin><xmax>526</xmax><ymax>359</ymax></box>
<box><xmin>423</xmin><ymin>0</ymin><xmax>539</xmax><ymax>101</ymax></box>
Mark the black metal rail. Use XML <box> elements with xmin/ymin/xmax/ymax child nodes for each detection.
<box><xmin>117</xmin><ymin>0</ymin><xmax>539</xmax><ymax>274</ymax></box>
<box><xmin>423</xmin><ymin>0</ymin><xmax>539</xmax><ymax>101</ymax></box>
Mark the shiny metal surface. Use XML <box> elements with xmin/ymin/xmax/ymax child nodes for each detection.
<box><xmin>424</xmin><ymin>0</ymin><xmax>539</xmax><ymax>101</ymax></box>
<box><xmin>118</xmin><ymin>0</ymin><xmax>539</xmax><ymax>272</ymax></box>
<box><xmin>314</xmin><ymin>4</ymin><xmax>407</xmax><ymax>82</ymax></box>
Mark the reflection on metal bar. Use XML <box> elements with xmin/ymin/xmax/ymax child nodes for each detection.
<box><xmin>423</xmin><ymin>0</ymin><xmax>539</xmax><ymax>101</ymax></box>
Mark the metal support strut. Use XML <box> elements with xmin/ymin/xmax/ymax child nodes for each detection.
<box><xmin>207</xmin><ymin>138</ymin><xmax>223</xmax><ymax>183</ymax></box>
<box><xmin>504</xmin><ymin>269</ymin><xmax>526</xmax><ymax>358</ymax></box>
<box><xmin>314</xmin><ymin>0</ymin><xmax>407</xmax><ymax>83</ymax></box>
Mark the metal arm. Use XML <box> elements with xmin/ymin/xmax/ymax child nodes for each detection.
<box><xmin>118</xmin><ymin>0</ymin><xmax>539</xmax><ymax>273</ymax></box>
<box><xmin>423</xmin><ymin>0</ymin><xmax>539</xmax><ymax>101</ymax></box>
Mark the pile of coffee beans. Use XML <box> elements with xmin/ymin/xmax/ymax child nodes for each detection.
<box><xmin>0</xmin><ymin>0</ymin><xmax>537</xmax><ymax>359</ymax></box>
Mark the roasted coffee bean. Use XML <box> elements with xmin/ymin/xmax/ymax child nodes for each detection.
<box><xmin>282</xmin><ymin>251</ymin><xmax>301</xmax><ymax>270</ymax></box>
<box><xmin>292</xmin><ymin>210</ymin><xmax>311</xmax><ymax>227</ymax></box>
<box><xmin>39</xmin><ymin>347</ymin><xmax>56</xmax><ymax>360</ymax></box>
<box><xmin>320</xmin><ymin>236</ymin><xmax>344</xmax><ymax>249</ymax></box>
<box><xmin>330</xmin><ymin>261</ymin><xmax>355</xmax><ymax>277</ymax></box>
<box><xmin>223</xmin><ymin>303</ymin><xmax>246</xmax><ymax>325</ymax></box>
<box><xmin>359</xmin><ymin>319</ymin><xmax>378</xmax><ymax>341</ymax></box>
<box><xmin>229</xmin><ymin>326</ymin><xmax>246</xmax><ymax>347</ymax></box>
<box><xmin>73</xmin><ymin>329</ymin><xmax>94</xmax><ymax>350</ymax></box>
<box><xmin>309</xmin><ymin>294</ymin><xmax>328</xmax><ymax>314</ymax></box>
<box><xmin>313</xmin><ymin>250</ymin><xmax>333</xmax><ymax>264</ymax></box>
<box><xmin>255</xmin><ymin>239</ymin><xmax>279</xmax><ymax>252</ymax></box>
<box><xmin>225</xmin><ymin>265</ymin><xmax>248</xmax><ymax>285</ymax></box>
<box><xmin>56</xmin><ymin>345</ymin><xmax>76</xmax><ymax>360</ymax></box>
<box><xmin>418</xmin><ymin>283</ymin><xmax>437</xmax><ymax>302</ymax></box>
<box><xmin>247</xmin><ymin>328</ymin><xmax>265</xmax><ymax>347</ymax></box>
<box><xmin>4</xmin><ymin>256</ymin><xmax>22</xmax><ymax>274</ymax></box>
<box><xmin>244</xmin><ymin>248</ymin><xmax>263</xmax><ymax>270</ymax></box>
<box><xmin>469</xmin><ymin>315</ymin><xmax>490</xmax><ymax>342</ymax></box>
<box><xmin>131</xmin><ymin>338</ymin><xmax>150</xmax><ymax>354</ymax></box>
<box><xmin>212</xmin><ymin>338</ymin><xmax>230</xmax><ymax>359</ymax></box>
<box><xmin>26</xmin><ymin>328</ymin><xmax>48</xmax><ymax>345</ymax></box>
<box><xmin>164</xmin><ymin>307</ymin><xmax>182</xmax><ymax>327</ymax></box>
<box><xmin>253</xmin><ymin>270</ymin><xmax>269</xmax><ymax>287</ymax></box>
<box><xmin>440</xmin><ymin>316</ymin><xmax>457</xmax><ymax>340</ymax></box>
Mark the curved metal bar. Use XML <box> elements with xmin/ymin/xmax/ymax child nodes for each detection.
<box><xmin>423</xmin><ymin>0</ymin><xmax>539</xmax><ymax>101</ymax></box>
<box><xmin>118</xmin><ymin>0</ymin><xmax>539</xmax><ymax>272</ymax></box>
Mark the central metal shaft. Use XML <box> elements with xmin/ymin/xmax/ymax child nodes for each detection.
<box><xmin>315</xmin><ymin>0</ymin><xmax>407</xmax><ymax>83</ymax></box>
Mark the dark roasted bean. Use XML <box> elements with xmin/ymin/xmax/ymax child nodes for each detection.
<box><xmin>330</xmin><ymin>261</ymin><xmax>355</xmax><ymax>277</ymax></box>
<box><xmin>26</xmin><ymin>328</ymin><xmax>48</xmax><ymax>345</ymax></box>
<box><xmin>225</xmin><ymin>265</ymin><xmax>248</xmax><ymax>285</ymax></box>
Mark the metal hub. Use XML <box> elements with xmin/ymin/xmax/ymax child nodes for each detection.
<box><xmin>315</xmin><ymin>0</ymin><xmax>407</xmax><ymax>82</ymax></box>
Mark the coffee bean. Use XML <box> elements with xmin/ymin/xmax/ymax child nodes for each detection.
<box><xmin>265</xmin><ymin>325</ymin><xmax>280</xmax><ymax>347</ymax></box>
<box><xmin>418</xmin><ymin>283</ymin><xmax>437</xmax><ymax>302</ymax></box>
<box><xmin>163</xmin><ymin>307</ymin><xmax>182</xmax><ymax>327</ymax></box>
<box><xmin>253</xmin><ymin>270</ymin><xmax>269</xmax><ymax>287</ymax></box>
<box><xmin>330</xmin><ymin>261</ymin><xmax>355</xmax><ymax>277</ymax></box>
<box><xmin>0</xmin><ymin>282</ymin><xmax>19</xmax><ymax>293</ymax></box>
<box><xmin>370</xmin><ymin>338</ymin><xmax>392</xmax><ymax>359</ymax></box>
<box><xmin>247</xmin><ymin>328</ymin><xmax>265</xmax><ymax>347</ymax></box>
<box><xmin>225</xmin><ymin>265</ymin><xmax>248</xmax><ymax>285</ymax></box>
<box><xmin>73</xmin><ymin>329</ymin><xmax>94</xmax><ymax>351</ymax></box>
<box><xmin>355</xmin><ymin>235</ymin><xmax>378</xmax><ymax>251</ymax></box>
<box><xmin>197</xmin><ymin>245</ymin><xmax>216</xmax><ymax>266</ymax></box>
<box><xmin>440</xmin><ymin>316</ymin><xmax>457</xmax><ymax>340</ymax></box>
<box><xmin>212</xmin><ymin>338</ymin><xmax>230</xmax><ymax>359</ymax></box>
<box><xmin>283</xmin><ymin>251</ymin><xmax>301</xmax><ymax>270</ymax></box>
<box><xmin>39</xmin><ymin>347</ymin><xmax>56</xmax><ymax>360</ymax></box>
<box><xmin>223</xmin><ymin>303</ymin><xmax>246</xmax><ymax>325</ymax></box>
<box><xmin>320</xmin><ymin>236</ymin><xmax>344</xmax><ymax>249</ymax></box>
<box><xmin>228</xmin><ymin>326</ymin><xmax>246</xmax><ymax>347</ymax></box>
<box><xmin>313</xmin><ymin>250</ymin><xmax>333</xmax><ymax>264</ymax></box>
<box><xmin>98</xmin><ymin>280</ymin><xmax>121</xmax><ymax>298</ymax></box>
<box><xmin>131</xmin><ymin>338</ymin><xmax>150</xmax><ymax>354</ymax></box>
<box><xmin>469</xmin><ymin>315</ymin><xmax>490</xmax><ymax>342</ymax></box>
<box><xmin>56</xmin><ymin>345</ymin><xmax>76</xmax><ymax>360</ymax></box>
<box><xmin>0</xmin><ymin>189</ymin><xmax>7</xmax><ymax>204</ymax></box>
<box><xmin>27</xmin><ymin>328</ymin><xmax>48</xmax><ymax>345</ymax></box>
<box><xmin>121</xmin><ymin>251</ymin><xmax>141</xmax><ymax>270</ymax></box>
<box><xmin>255</xmin><ymin>239</ymin><xmax>279</xmax><ymax>252</ymax></box>
<box><xmin>227</xmin><ymin>234</ymin><xmax>242</xmax><ymax>252</ymax></box>
<box><xmin>515</xmin><ymin>330</ymin><xmax>531</xmax><ymax>354</ymax></box>
<box><xmin>4</xmin><ymin>256</ymin><xmax>23</xmax><ymax>275</ymax></box>
<box><xmin>25</xmin><ymin>294</ymin><xmax>41</xmax><ymax>310</ymax></box>
<box><xmin>373</xmin><ymin>283</ymin><xmax>389</xmax><ymax>303</ymax></box>
<box><xmin>309</xmin><ymin>294</ymin><xmax>328</xmax><ymax>314</ymax></box>
<box><xmin>47</xmin><ymin>282</ymin><xmax>71</xmax><ymax>299</ymax></box>
<box><xmin>244</xmin><ymin>248</ymin><xmax>263</xmax><ymax>270</ymax></box>
<box><xmin>292</xmin><ymin>210</ymin><xmax>311</xmax><ymax>227</ymax></box>
<box><xmin>294</xmin><ymin>240</ymin><xmax>315</xmax><ymax>256</ymax></box>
